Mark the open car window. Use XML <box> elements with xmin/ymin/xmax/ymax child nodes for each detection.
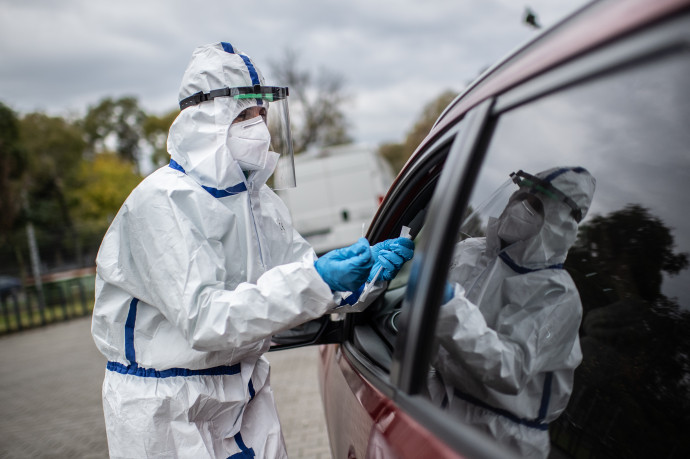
<box><xmin>347</xmin><ymin>131</ymin><xmax>457</xmax><ymax>373</ymax></box>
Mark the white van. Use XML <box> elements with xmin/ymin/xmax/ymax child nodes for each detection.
<box><xmin>277</xmin><ymin>144</ymin><xmax>395</xmax><ymax>255</ymax></box>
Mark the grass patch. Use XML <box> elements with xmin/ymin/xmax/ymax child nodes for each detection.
<box><xmin>0</xmin><ymin>293</ymin><xmax>94</xmax><ymax>334</ymax></box>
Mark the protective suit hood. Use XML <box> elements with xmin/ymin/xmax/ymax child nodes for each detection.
<box><xmin>498</xmin><ymin>167</ymin><xmax>596</xmax><ymax>270</ymax></box>
<box><xmin>167</xmin><ymin>42</ymin><xmax>274</xmax><ymax>191</ymax></box>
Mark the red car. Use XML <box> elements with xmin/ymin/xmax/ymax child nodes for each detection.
<box><xmin>273</xmin><ymin>0</ymin><xmax>690</xmax><ymax>457</ymax></box>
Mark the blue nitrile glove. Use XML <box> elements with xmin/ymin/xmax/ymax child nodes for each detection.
<box><xmin>443</xmin><ymin>282</ymin><xmax>455</xmax><ymax>304</ymax></box>
<box><xmin>368</xmin><ymin>237</ymin><xmax>415</xmax><ymax>282</ymax></box>
<box><xmin>315</xmin><ymin>238</ymin><xmax>375</xmax><ymax>292</ymax></box>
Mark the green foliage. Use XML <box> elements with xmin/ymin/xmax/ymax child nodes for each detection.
<box><xmin>143</xmin><ymin>109</ymin><xmax>178</xmax><ymax>168</ymax></box>
<box><xmin>68</xmin><ymin>152</ymin><xmax>142</xmax><ymax>234</ymax></box>
<box><xmin>1</xmin><ymin>97</ymin><xmax>147</xmax><ymax>276</ymax></box>
<box><xmin>20</xmin><ymin>112</ymin><xmax>85</xmax><ymax>189</ymax></box>
<box><xmin>18</xmin><ymin>112</ymin><xmax>86</xmax><ymax>233</ymax></box>
<box><xmin>379</xmin><ymin>89</ymin><xmax>457</xmax><ymax>174</ymax></box>
<box><xmin>0</xmin><ymin>103</ymin><xmax>27</xmax><ymax>238</ymax></box>
<box><xmin>81</xmin><ymin>96</ymin><xmax>147</xmax><ymax>170</ymax></box>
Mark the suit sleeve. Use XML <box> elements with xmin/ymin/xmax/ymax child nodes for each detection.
<box><xmin>435</xmin><ymin>273</ymin><xmax>582</xmax><ymax>394</ymax></box>
<box><xmin>97</xmin><ymin>190</ymin><xmax>336</xmax><ymax>353</ymax></box>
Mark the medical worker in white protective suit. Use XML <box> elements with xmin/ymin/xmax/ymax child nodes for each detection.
<box><xmin>430</xmin><ymin>167</ymin><xmax>596</xmax><ymax>459</ymax></box>
<box><xmin>91</xmin><ymin>41</ymin><xmax>414</xmax><ymax>459</ymax></box>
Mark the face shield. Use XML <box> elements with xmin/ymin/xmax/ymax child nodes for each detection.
<box><xmin>459</xmin><ymin>169</ymin><xmax>584</xmax><ymax>241</ymax></box>
<box><xmin>179</xmin><ymin>85</ymin><xmax>296</xmax><ymax>189</ymax></box>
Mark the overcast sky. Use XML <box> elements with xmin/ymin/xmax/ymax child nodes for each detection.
<box><xmin>0</xmin><ymin>0</ymin><xmax>590</xmax><ymax>146</ymax></box>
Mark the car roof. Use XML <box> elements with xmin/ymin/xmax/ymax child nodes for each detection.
<box><xmin>403</xmin><ymin>0</ymin><xmax>690</xmax><ymax>173</ymax></box>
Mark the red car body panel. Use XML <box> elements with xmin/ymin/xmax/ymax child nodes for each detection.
<box><xmin>319</xmin><ymin>345</ymin><xmax>462</xmax><ymax>459</ymax></box>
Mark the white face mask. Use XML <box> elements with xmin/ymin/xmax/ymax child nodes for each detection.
<box><xmin>227</xmin><ymin>116</ymin><xmax>271</xmax><ymax>171</ymax></box>
<box><xmin>497</xmin><ymin>199</ymin><xmax>544</xmax><ymax>244</ymax></box>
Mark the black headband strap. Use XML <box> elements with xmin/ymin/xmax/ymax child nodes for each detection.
<box><xmin>179</xmin><ymin>85</ymin><xmax>288</xmax><ymax>110</ymax></box>
<box><xmin>511</xmin><ymin>170</ymin><xmax>583</xmax><ymax>223</ymax></box>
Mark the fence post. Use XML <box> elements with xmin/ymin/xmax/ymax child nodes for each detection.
<box><xmin>11</xmin><ymin>291</ymin><xmax>23</xmax><ymax>331</ymax></box>
<box><xmin>76</xmin><ymin>278</ymin><xmax>87</xmax><ymax>316</ymax></box>
<box><xmin>30</xmin><ymin>287</ymin><xmax>48</xmax><ymax>326</ymax></box>
<box><xmin>1</xmin><ymin>295</ymin><xmax>10</xmax><ymax>333</ymax></box>
<box><xmin>35</xmin><ymin>287</ymin><xmax>47</xmax><ymax>325</ymax></box>
<box><xmin>58</xmin><ymin>283</ymin><xmax>69</xmax><ymax>320</ymax></box>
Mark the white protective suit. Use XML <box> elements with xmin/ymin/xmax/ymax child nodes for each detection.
<box><xmin>431</xmin><ymin>167</ymin><xmax>596</xmax><ymax>459</ymax></box>
<box><xmin>92</xmin><ymin>42</ymin><xmax>341</xmax><ymax>458</ymax></box>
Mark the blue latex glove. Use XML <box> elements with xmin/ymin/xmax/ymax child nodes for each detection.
<box><xmin>368</xmin><ymin>237</ymin><xmax>415</xmax><ymax>282</ymax></box>
<box><xmin>315</xmin><ymin>238</ymin><xmax>374</xmax><ymax>292</ymax></box>
<box><xmin>443</xmin><ymin>282</ymin><xmax>455</xmax><ymax>304</ymax></box>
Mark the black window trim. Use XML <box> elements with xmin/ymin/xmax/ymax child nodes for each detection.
<box><xmin>389</xmin><ymin>97</ymin><xmax>509</xmax><ymax>459</ymax></box>
<box><xmin>338</xmin><ymin>121</ymin><xmax>465</xmax><ymax>400</ymax></box>
<box><xmin>368</xmin><ymin>124</ymin><xmax>462</xmax><ymax>243</ymax></box>
<box><xmin>391</xmin><ymin>97</ymin><xmax>495</xmax><ymax>394</ymax></box>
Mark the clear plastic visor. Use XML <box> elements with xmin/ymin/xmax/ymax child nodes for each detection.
<box><xmin>459</xmin><ymin>177</ymin><xmax>518</xmax><ymax>240</ymax></box>
<box><xmin>231</xmin><ymin>88</ymin><xmax>295</xmax><ymax>190</ymax></box>
<box><xmin>264</xmin><ymin>96</ymin><xmax>295</xmax><ymax>190</ymax></box>
<box><xmin>459</xmin><ymin>170</ymin><xmax>580</xmax><ymax>241</ymax></box>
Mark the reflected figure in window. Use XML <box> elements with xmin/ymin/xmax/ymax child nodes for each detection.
<box><xmin>430</xmin><ymin>167</ymin><xmax>596</xmax><ymax>459</ymax></box>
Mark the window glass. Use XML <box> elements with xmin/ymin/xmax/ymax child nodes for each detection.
<box><xmin>349</xmin><ymin>138</ymin><xmax>452</xmax><ymax>372</ymax></box>
<box><xmin>429</xmin><ymin>52</ymin><xmax>690</xmax><ymax>459</ymax></box>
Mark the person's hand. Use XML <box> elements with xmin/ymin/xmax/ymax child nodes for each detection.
<box><xmin>315</xmin><ymin>238</ymin><xmax>374</xmax><ymax>292</ymax></box>
<box><xmin>368</xmin><ymin>237</ymin><xmax>415</xmax><ymax>282</ymax></box>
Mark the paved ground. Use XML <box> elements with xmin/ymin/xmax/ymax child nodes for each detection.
<box><xmin>0</xmin><ymin>317</ymin><xmax>331</xmax><ymax>458</ymax></box>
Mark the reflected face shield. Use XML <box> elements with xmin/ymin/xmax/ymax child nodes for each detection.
<box><xmin>179</xmin><ymin>85</ymin><xmax>296</xmax><ymax>189</ymax></box>
<box><xmin>510</xmin><ymin>170</ymin><xmax>583</xmax><ymax>223</ymax></box>
<box><xmin>459</xmin><ymin>169</ymin><xmax>584</xmax><ymax>241</ymax></box>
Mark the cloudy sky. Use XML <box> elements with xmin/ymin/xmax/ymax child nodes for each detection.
<box><xmin>0</xmin><ymin>0</ymin><xmax>589</xmax><ymax>146</ymax></box>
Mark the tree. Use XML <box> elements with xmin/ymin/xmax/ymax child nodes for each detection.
<box><xmin>18</xmin><ymin>112</ymin><xmax>87</xmax><ymax>270</ymax></box>
<box><xmin>269</xmin><ymin>49</ymin><xmax>352</xmax><ymax>153</ymax></box>
<box><xmin>569</xmin><ymin>204</ymin><xmax>688</xmax><ymax>303</ymax></box>
<box><xmin>143</xmin><ymin>109</ymin><xmax>178</xmax><ymax>168</ymax></box>
<box><xmin>68</xmin><ymin>152</ymin><xmax>141</xmax><ymax>232</ymax></box>
<box><xmin>1</xmin><ymin>101</ymin><xmax>146</xmax><ymax>277</ymax></box>
<box><xmin>379</xmin><ymin>90</ymin><xmax>457</xmax><ymax>173</ymax></box>
<box><xmin>81</xmin><ymin>96</ymin><xmax>147</xmax><ymax>171</ymax></box>
<box><xmin>0</xmin><ymin>103</ymin><xmax>26</xmax><ymax>241</ymax></box>
<box><xmin>560</xmin><ymin>204</ymin><xmax>690</xmax><ymax>457</ymax></box>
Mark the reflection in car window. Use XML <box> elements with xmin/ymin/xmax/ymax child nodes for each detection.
<box><xmin>431</xmin><ymin>166</ymin><xmax>595</xmax><ymax>459</ymax></box>
<box><xmin>430</xmin><ymin>51</ymin><xmax>690</xmax><ymax>459</ymax></box>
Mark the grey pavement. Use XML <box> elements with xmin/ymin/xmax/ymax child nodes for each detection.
<box><xmin>0</xmin><ymin>317</ymin><xmax>332</xmax><ymax>458</ymax></box>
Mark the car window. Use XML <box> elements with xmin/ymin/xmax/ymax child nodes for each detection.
<box><xmin>347</xmin><ymin>128</ymin><xmax>458</xmax><ymax>374</ymax></box>
<box><xmin>429</xmin><ymin>50</ymin><xmax>690</xmax><ymax>458</ymax></box>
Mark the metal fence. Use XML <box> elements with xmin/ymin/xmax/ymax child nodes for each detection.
<box><xmin>0</xmin><ymin>268</ymin><xmax>95</xmax><ymax>335</ymax></box>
